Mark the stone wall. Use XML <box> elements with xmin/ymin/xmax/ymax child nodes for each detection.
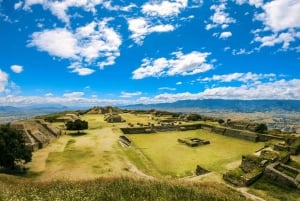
<box><xmin>120</xmin><ymin>127</ymin><xmax>153</xmax><ymax>134</ymax></box>
<box><xmin>121</xmin><ymin>124</ymin><xmax>202</xmax><ymax>134</ymax></box>
<box><xmin>11</xmin><ymin>119</ymin><xmax>61</xmax><ymax>151</ymax></box>
<box><xmin>264</xmin><ymin>162</ymin><xmax>300</xmax><ymax>189</ymax></box>
<box><xmin>119</xmin><ymin>135</ymin><xmax>131</xmax><ymax>146</ymax></box>
<box><xmin>223</xmin><ymin>128</ymin><xmax>258</xmax><ymax>142</ymax></box>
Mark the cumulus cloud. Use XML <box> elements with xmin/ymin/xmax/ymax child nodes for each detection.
<box><xmin>258</xmin><ymin>0</ymin><xmax>300</xmax><ymax>32</ymax></box>
<box><xmin>11</xmin><ymin>65</ymin><xmax>24</xmax><ymax>73</ymax></box>
<box><xmin>128</xmin><ymin>17</ymin><xmax>175</xmax><ymax>44</ymax></box>
<box><xmin>206</xmin><ymin>2</ymin><xmax>236</xmax><ymax>30</ymax></box>
<box><xmin>254</xmin><ymin>29</ymin><xmax>299</xmax><ymax>50</ymax></box>
<box><xmin>132</xmin><ymin>51</ymin><xmax>214</xmax><ymax>79</ymax></box>
<box><xmin>28</xmin><ymin>20</ymin><xmax>122</xmax><ymax>75</ymax></box>
<box><xmin>243</xmin><ymin>0</ymin><xmax>300</xmax><ymax>50</ymax></box>
<box><xmin>0</xmin><ymin>69</ymin><xmax>9</xmax><ymax>93</ymax></box>
<box><xmin>219</xmin><ymin>31</ymin><xmax>232</xmax><ymax>39</ymax></box>
<box><xmin>120</xmin><ymin>91</ymin><xmax>142</xmax><ymax>98</ymax></box>
<box><xmin>29</xmin><ymin>28</ymin><xmax>78</xmax><ymax>59</ymax></box>
<box><xmin>142</xmin><ymin>0</ymin><xmax>188</xmax><ymax>17</ymax></box>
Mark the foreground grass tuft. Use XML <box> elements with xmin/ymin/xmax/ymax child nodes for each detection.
<box><xmin>0</xmin><ymin>176</ymin><xmax>248</xmax><ymax>201</ymax></box>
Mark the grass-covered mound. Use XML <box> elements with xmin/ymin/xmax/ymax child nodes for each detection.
<box><xmin>0</xmin><ymin>176</ymin><xmax>249</xmax><ymax>201</ymax></box>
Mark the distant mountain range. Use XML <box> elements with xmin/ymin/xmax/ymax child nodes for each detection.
<box><xmin>123</xmin><ymin>99</ymin><xmax>300</xmax><ymax>113</ymax></box>
<box><xmin>1</xmin><ymin>99</ymin><xmax>300</xmax><ymax>123</ymax></box>
<box><xmin>0</xmin><ymin>104</ymin><xmax>71</xmax><ymax>123</ymax></box>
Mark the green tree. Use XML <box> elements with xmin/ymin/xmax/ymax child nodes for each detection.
<box><xmin>187</xmin><ymin>114</ymin><xmax>202</xmax><ymax>121</ymax></box>
<box><xmin>255</xmin><ymin>123</ymin><xmax>268</xmax><ymax>133</ymax></box>
<box><xmin>0</xmin><ymin>124</ymin><xmax>32</xmax><ymax>170</ymax></box>
<box><xmin>218</xmin><ymin>119</ymin><xmax>225</xmax><ymax>124</ymax></box>
<box><xmin>66</xmin><ymin>119</ymin><xmax>88</xmax><ymax>134</ymax></box>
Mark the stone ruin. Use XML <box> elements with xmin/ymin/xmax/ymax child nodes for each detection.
<box><xmin>178</xmin><ymin>137</ymin><xmax>210</xmax><ymax>147</ymax></box>
<box><xmin>11</xmin><ymin>119</ymin><xmax>62</xmax><ymax>151</ymax></box>
<box><xmin>274</xmin><ymin>137</ymin><xmax>300</xmax><ymax>155</ymax></box>
<box><xmin>195</xmin><ymin>165</ymin><xmax>210</xmax><ymax>176</ymax></box>
<box><xmin>119</xmin><ymin>135</ymin><xmax>131</xmax><ymax>147</ymax></box>
<box><xmin>223</xmin><ymin>144</ymin><xmax>300</xmax><ymax>189</ymax></box>
<box><xmin>120</xmin><ymin>123</ymin><xmax>203</xmax><ymax>134</ymax></box>
<box><xmin>265</xmin><ymin>162</ymin><xmax>300</xmax><ymax>189</ymax></box>
<box><xmin>104</xmin><ymin>113</ymin><xmax>125</xmax><ymax>123</ymax></box>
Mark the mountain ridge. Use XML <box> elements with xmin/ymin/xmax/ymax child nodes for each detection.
<box><xmin>123</xmin><ymin>99</ymin><xmax>300</xmax><ymax>113</ymax></box>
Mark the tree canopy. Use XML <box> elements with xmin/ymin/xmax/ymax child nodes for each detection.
<box><xmin>0</xmin><ymin>124</ymin><xmax>32</xmax><ymax>170</ymax></box>
<box><xmin>255</xmin><ymin>123</ymin><xmax>268</xmax><ymax>134</ymax></box>
<box><xmin>66</xmin><ymin>119</ymin><xmax>88</xmax><ymax>134</ymax></box>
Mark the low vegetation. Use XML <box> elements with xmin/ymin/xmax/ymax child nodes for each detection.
<box><xmin>0</xmin><ymin>176</ymin><xmax>249</xmax><ymax>201</ymax></box>
<box><xmin>250</xmin><ymin>176</ymin><xmax>300</xmax><ymax>201</ymax></box>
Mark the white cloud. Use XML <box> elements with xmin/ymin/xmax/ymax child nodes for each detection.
<box><xmin>219</xmin><ymin>31</ymin><xmax>232</xmax><ymax>39</ymax></box>
<box><xmin>11</xmin><ymin>65</ymin><xmax>24</xmax><ymax>73</ymax></box>
<box><xmin>23</xmin><ymin>0</ymin><xmax>136</xmax><ymax>24</ymax></box>
<box><xmin>142</xmin><ymin>0</ymin><xmax>188</xmax><ymax>17</ymax></box>
<box><xmin>44</xmin><ymin>93</ymin><xmax>53</xmax><ymax>97</ymax></box>
<box><xmin>128</xmin><ymin>17</ymin><xmax>175</xmax><ymax>44</ymax></box>
<box><xmin>0</xmin><ymin>69</ymin><xmax>9</xmax><ymax>93</ymax></box>
<box><xmin>28</xmin><ymin>20</ymin><xmax>122</xmax><ymax>75</ymax></box>
<box><xmin>254</xmin><ymin>30</ymin><xmax>299</xmax><ymax>49</ymax></box>
<box><xmin>136</xmin><ymin>79</ymin><xmax>300</xmax><ymax>103</ymax></box>
<box><xmin>232</xmin><ymin>48</ymin><xmax>254</xmax><ymax>55</ymax></box>
<box><xmin>120</xmin><ymin>91</ymin><xmax>142</xmax><ymax>98</ymax></box>
<box><xmin>260</xmin><ymin>0</ymin><xmax>300</xmax><ymax>32</ymax></box>
<box><xmin>244</xmin><ymin>0</ymin><xmax>300</xmax><ymax>50</ymax></box>
<box><xmin>199</xmin><ymin>72</ymin><xmax>276</xmax><ymax>83</ymax></box>
<box><xmin>29</xmin><ymin>28</ymin><xmax>78</xmax><ymax>59</ymax></box>
<box><xmin>176</xmin><ymin>81</ymin><xmax>182</xmax><ymax>85</ymax></box>
<box><xmin>201</xmin><ymin>79</ymin><xmax>300</xmax><ymax>99</ymax></box>
<box><xmin>70</xmin><ymin>66</ymin><xmax>95</xmax><ymax>76</ymax></box>
<box><xmin>0</xmin><ymin>95</ymin><xmax>130</xmax><ymax>107</ymax></box>
<box><xmin>158</xmin><ymin>87</ymin><xmax>176</xmax><ymax>91</ymax></box>
<box><xmin>24</xmin><ymin>0</ymin><xmax>105</xmax><ymax>24</ymax></box>
<box><xmin>206</xmin><ymin>2</ymin><xmax>236</xmax><ymax>30</ymax></box>
<box><xmin>132</xmin><ymin>51</ymin><xmax>214</xmax><ymax>79</ymax></box>
<box><xmin>235</xmin><ymin>0</ymin><xmax>264</xmax><ymax>8</ymax></box>
<box><xmin>14</xmin><ymin>1</ymin><xmax>23</xmax><ymax>10</ymax></box>
<box><xmin>63</xmin><ymin>92</ymin><xmax>84</xmax><ymax>98</ymax></box>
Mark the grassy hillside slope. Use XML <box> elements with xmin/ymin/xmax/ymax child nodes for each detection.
<box><xmin>0</xmin><ymin>175</ymin><xmax>249</xmax><ymax>201</ymax></box>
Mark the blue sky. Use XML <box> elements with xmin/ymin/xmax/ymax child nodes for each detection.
<box><xmin>0</xmin><ymin>0</ymin><xmax>299</xmax><ymax>106</ymax></box>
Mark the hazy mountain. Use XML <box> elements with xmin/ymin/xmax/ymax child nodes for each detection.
<box><xmin>123</xmin><ymin>99</ymin><xmax>300</xmax><ymax>113</ymax></box>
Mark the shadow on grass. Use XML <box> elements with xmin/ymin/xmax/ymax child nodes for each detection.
<box><xmin>67</xmin><ymin>131</ymin><xmax>88</xmax><ymax>136</ymax></box>
<box><xmin>0</xmin><ymin>168</ymin><xmax>43</xmax><ymax>179</ymax></box>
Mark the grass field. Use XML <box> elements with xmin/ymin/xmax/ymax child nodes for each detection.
<box><xmin>25</xmin><ymin>114</ymin><xmax>139</xmax><ymax>181</ymax></box>
<box><xmin>126</xmin><ymin>130</ymin><xmax>264</xmax><ymax>178</ymax></box>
